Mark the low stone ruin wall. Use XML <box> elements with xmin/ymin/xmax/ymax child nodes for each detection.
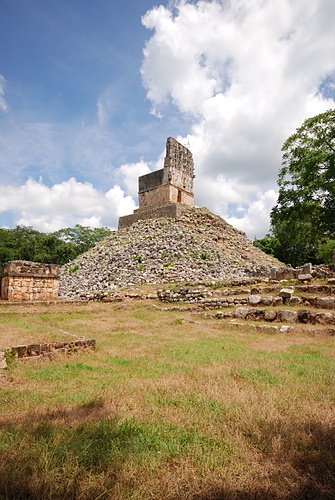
<box><xmin>118</xmin><ymin>202</ymin><xmax>184</xmax><ymax>229</ymax></box>
<box><xmin>8</xmin><ymin>339</ymin><xmax>96</xmax><ymax>360</ymax></box>
<box><xmin>1</xmin><ymin>260</ymin><xmax>59</xmax><ymax>301</ymax></box>
<box><xmin>233</xmin><ymin>307</ymin><xmax>335</xmax><ymax>325</ymax></box>
<box><xmin>10</xmin><ymin>339</ymin><xmax>96</xmax><ymax>358</ymax></box>
<box><xmin>0</xmin><ymin>339</ymin><xmax>96</xmax><ymax>371</ymax></box>
<box><xmin>271</xmin><ymin>263</ymin><xmax>334</xmax><ymax>281</ymax></box>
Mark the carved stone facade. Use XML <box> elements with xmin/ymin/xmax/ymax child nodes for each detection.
<box><xmin>0</xmin><ymin>260</ymin><xmax>59</xmax><ymax>301</ymax></box>
<box><xmin>118</xmin><ymin>137</ymin><xmax>195</xmax><ymax>229</ymax></box>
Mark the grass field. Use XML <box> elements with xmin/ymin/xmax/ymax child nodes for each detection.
<box><xmin>0</xmin><ymin>300</ymin><xmax>334</xmax><ymax>499</ymax></box>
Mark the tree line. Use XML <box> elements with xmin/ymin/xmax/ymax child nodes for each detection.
<box><xmin>254</xmin><ymin>109</ymin><xmax>335</xmax><ymax>266</ymax></box>
<box><xmin>0</xmin><ymin>225</ymin><xmax>111</xmax><ymax>270</ymax></box>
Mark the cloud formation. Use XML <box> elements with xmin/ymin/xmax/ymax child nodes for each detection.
<box><xmin>141</xmin><ymin>0</ymin><xmax>335</xmax><ymax>236</ymax></box>
<box><xmin>0</xmin><ymin>178</ymin><xmax>135</xmax><ymax>232</ymax></box>
<box><xmin>1</xmin><ymin>1</ymin><xmax>335</xmax><ymax>238</ymax></box>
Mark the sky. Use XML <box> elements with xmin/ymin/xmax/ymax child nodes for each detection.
<box><xmin>0</xmin><ymin>0</ymin><xmax>334</xmax><ymax>238</ymax></box>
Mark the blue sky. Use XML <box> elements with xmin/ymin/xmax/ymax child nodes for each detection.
<box><xmin>0</xmin><ymin>0</ymin><xmax>334</xmax><ymax>236</ymax></box>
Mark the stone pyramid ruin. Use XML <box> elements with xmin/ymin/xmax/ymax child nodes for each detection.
<box><xmin>60</xmin><ymin>138</ymin><xmax>280</xmax><ymax>298</ymax></box>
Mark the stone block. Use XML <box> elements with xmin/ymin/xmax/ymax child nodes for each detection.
<box><xmin>313</xmin><ymin>312</ymin><xmax>335</xmax><ymax>324</ymax></box>
<box><xmin>279</xmin><ymin>310</ymin><xmax>298</xmax><ymax>322</ymax></box>
<box><xmin>261</xmin><ymin>296</ymin><xmax>274</xmax><ymax>306</ymax></box>
<box><xmin>248</xmin><ymin>295</ymin><xmax>262</xmax><ymax>305</ymax></box>
<box><xmin>234</xmin><ymin>307</ymin><xmax>250</xmax><ymax>319</ymax></box>
<box><xmin>1</xmin><ymin>260</ymin><xmax>59</xmax><ymax>301</ymax></box>
<box><xmin>302</xmin><ymin>263</ymin><xmax>312</xmax><ymax>274</ymax></box>
<box><xmin>279</xmin><ymin>287</ymin><xmax>294</xmax><ymax>298</ymax></box>
<box><xmin>316</xmin><ymin>297</ymin><xmax>335</xmax><ymax>309</ymax></box>
<box><xmin>13</xmin><ymin>345</ymin><xmax>28</xmax><ymax>358</ymax></box>
<box><xmin>264</xmin><ymin>310</ymin><xmax>277</xmax><ymax>321</ymax></box>
<box><xmin>272</xmin><ymin>296</ymin><xmax>283</xmax><ymax>306</ymax></box>
<box><xmin>298</xmin><ymin>274</ymin><xmax>312</xmax><ymax>282</ymax></box>
<box><xmin>287</xmin><ymin>296</ymin><xmax>302</xmax><ymax>306</ymax></box>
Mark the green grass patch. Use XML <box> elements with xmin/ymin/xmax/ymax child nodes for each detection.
<box><xmin>234</xmin><ymin>367</ymin><xmax>281</xmax><ymax>386</ymax></box>
<box><xmin>26</xmin><ymin>362</ymin><xmax>99</xmax><ymax>382</ymax></box>
<box><xmin>1</xmin><ymin>301</ymin><xmax>334</xmax><ymax>499</ymax></box>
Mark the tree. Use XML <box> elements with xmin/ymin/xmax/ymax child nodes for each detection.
<box><xmin>54</xmin><ymin>225</ymin><xmax>111</xmax><ymax>254</ymax></box>
<box><xmin>271</xmin><ymin>109</ymin><xmax>335</xmax><ymax>265</ymax></box>
<box><xmin>0</xmin><ymin>224</ymin><xmax>111</xmax><ymax>268</ymax></box>
<box><xmin>253</xmin><ymin>234</ymin><xmax>280</xmax><ymax>257</ymax></box>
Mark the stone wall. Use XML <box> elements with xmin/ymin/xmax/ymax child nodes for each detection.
<box><xmin>1</xmin><ymin>339</ymin><xmax>96</xmax><ymax>370</ymax></box>
<box><xmin>10</xmin><ymin>339</ymin><xmax>96</xmax><ymax>358</ymax></box>
<box><xmin>118</xmin><ymin>137</ymin><xmax>195</xmax><ymax>229</ymax></box>
<box><xmin>163</xmin><ymin>137</ymin><xmax>195</xmax><ymax>193</ymax></box>
<box><xmin>0</xmin><ymin>260</ymin><xmax>59</xmax><ymax>301</ymax></box>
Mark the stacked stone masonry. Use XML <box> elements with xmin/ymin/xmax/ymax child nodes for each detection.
<box><xmin>0</xmin><ymin>339</ymin><xmax>96</xmax><ymax>370</ymax></box>
<box><xmin>10</xmin><ymin>339</ymin><xmax>96</xmax><ymax>359</ymax></box>
<box><xmin>0</xmin><ymin>260</ymin><xmax>59</xmax><ymax>301</ymax></box>
<box><xmin>118</xmin><ymin>137</ymin><xmax>195</xmax><ymax>229</ymax></box>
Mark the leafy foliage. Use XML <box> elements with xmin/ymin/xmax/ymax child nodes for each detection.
<box><xmin>270</xmin><ymin>109</ymin><xmax>335</xmax><ymax>265</ymax></box>
<box><xmin>54</xmin><ymin>225</ymin><xmax>111</xmax><ymax>254</ymax></box>
<box><xmin>0</xmin><ymin>225</ymin><xmax>111</xmax><ymax>268</ymax></box>
<box><xmin>253</xmin><ymin>234</ymin><xmax>280</xmax><ymax>257</ymax></box>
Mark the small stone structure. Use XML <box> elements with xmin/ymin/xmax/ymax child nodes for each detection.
<box><xmin>118</xmin><ymin>137</ymin><xmax>195</xmax><ymax>228</ymax></box>
<box><xmin>10</xmin><ymin>339</ymin><xmax>96</xmax><ymax>359</ymax></box>
<box><xmin>0</xmin><ymin>339</ymin><xmax>96</xmax><ymax>371</ymax></box>
<box><xmin>0</xmin><ymin>260</ymin><xmax>59</xmax><ymax>301</ymax></box>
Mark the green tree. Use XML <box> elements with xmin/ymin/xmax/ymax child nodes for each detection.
<box><xmin>54</xmin><ymin>225</ymin><xmax>111</xmax><ymax>254</ymax></box>
<box><xmin>0</xmin><ymin>224</ymin><xmax>110</xmax><ymax>268</ymax></box>
<box><xmin>253</xmin><ymin>234</ymin><xmax>281</xmax><ymax>257</ymax></box>
<box><xmin>271</xmin><ymin>109</ymin><xmax>335</xmax><ymax>265</ymax></box>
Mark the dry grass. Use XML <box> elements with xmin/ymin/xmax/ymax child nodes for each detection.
<box><xmin>0</xmin><ymin>299</ymin><xmax>334</xmax><ymax>499</ymax></box>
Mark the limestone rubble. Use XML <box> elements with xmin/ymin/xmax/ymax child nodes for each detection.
<box><xmin>59</xmin><ymin>207</ymin><xmax>281</xmax><ymax>299</ymax></box>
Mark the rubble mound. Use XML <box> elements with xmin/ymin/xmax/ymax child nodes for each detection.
<box><xmin>59</xmin><ymin>207</ymin><xmax>281</xmax><ymax>299</ymax></box>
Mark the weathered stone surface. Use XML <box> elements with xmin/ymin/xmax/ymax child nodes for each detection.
<box><xmin>279</xmin><ymin>310</ymin><xmax>298</xmax><ymax>323</ymax></box>
<box><xmin>234</xmin><ymin>307</ymin><xmax>250</xmax><ymax>319</ymax></box>
<box><xmin>298</xmin><ymin>273</ymin><xmax>312</xmax><ymax>282</ymax></box>
<box><xmin>279</xmin><ymin>287</ymin><xmax>294</xmax><ymax>299</ymax></box>
<box><xmin>271</xmin><ymin>266</ymin><xmax>294</xmax><ymax>280</ymax></box>
<box><xmin>248</xmin><ymin>295</ymin><xmax>262</xmax><ymax>305</ymax></box>
<box><xmin>261</xmin><ymin>296</ymin><xmax>274</xmax><ymax>306</ymax></box>
<box><xmin>316</xmin><ymin>297</ymin><xmax>335</xmax><ymax>309</ymax></box>
<box><xmin>273</xmin><ymin>296</ymin><xmax>284</xmax><ymax>306</ymax></box>
<box><xmin>302</xmin><ymin>263</ymin><xmax>312</xmax><ymax>274</ymax></box>
<box><xmin>1</xmin><ymin>260</ymin><xmax>59</xmax><ymax>301</ymax></box>
<box><xmin>287</xmin><ymin>296</ymin><xmax>302</xmax><ymax>306</ymax></box>
<box><xmin>312</xmin><ymin>312</ymin><xmax>335</xmax><ymax>325</ymax></box>
<box><xmin>119</xmin><ymin>137</ymin><xmax>195</xmax><ymax>228</ymax></box>
<box><xmin>10</xmin><ymin>339</ymin><xmax>96</xmax><ymax>359</ymax></box>
<box><xmin>60</xmin><ymin>208</ymin><xmax>280</xmax><ymax>299</ymax></box>
<box><xmin>264</xmin><ymin>310</ymin><xmax>277</xmax><ymax>321</ymax></box>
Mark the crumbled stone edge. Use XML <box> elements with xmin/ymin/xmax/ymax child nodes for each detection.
<box><xmin>0</xmin><ymin>339</ymin><xmax>96</xmax><ymax>370</ymax></box>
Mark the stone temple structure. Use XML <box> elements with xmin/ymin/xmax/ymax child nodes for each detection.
<box><xmin>0</xmin><ymin>260</ymin><xmax>59</xmax><ymax>301</ymax></box>
<box><xmin>118</xmin><ymin>137</ymin><xmax>195</xmax><ymax>229</ymax></box>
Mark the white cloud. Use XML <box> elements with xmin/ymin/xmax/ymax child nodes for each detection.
<box><xmin>226</xmin><ymin>189</ymin><xmax>278</xmax><ymax>239</ymax></box>
<box><xmin>114</xmin><ymin>161</ymin><xmax>151</xmax><ymax>198</ymax></box>
<box><xmin>0</xmin><ymin>74</ymin><xmax>8</xmax><ymax>112</ymax></box>
<box><xmin>0</xmin><ymin>178</ymin><xmax>136</xmax><ymax>232</ymax></box>
<box><xmin>141</xmin><ymin>0</ymin><xmax>335</xmax><ymax>236</ymax></box>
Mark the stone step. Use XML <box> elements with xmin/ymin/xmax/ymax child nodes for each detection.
<box><xmin>233</xmin><ymin>307</ymin><xmax>335</xmax><ymax>324</ymax></box>
<box><xmin>223</xmin><ymin>320</ymin><xmax>335</xmax><ymax>336</ymax></box>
